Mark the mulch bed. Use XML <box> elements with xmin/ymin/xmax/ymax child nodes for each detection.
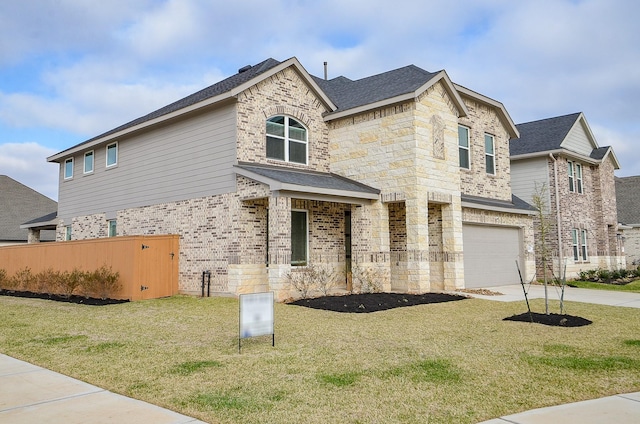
<box><xmin>504</xmin><ymin>312</ymin><xmax>592</xmax><ymax>327</ymax></box>
<box><xmin>288</xmin><ymin>292</ymin><xmax>467</xmax><ymax>313</ymax></box>
<box><xmin>0</xmin><ymin>289</ymin><xmax>129</xmax><ymax>306</ymax></box>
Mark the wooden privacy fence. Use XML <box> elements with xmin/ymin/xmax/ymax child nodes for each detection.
<box><xmin>0</xmin><ymin>235</ymin><xmax>179</xmax><ymax>301</ymax></box>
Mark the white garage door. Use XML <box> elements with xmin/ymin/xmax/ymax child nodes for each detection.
<box><xmin>463</xmin><ymin>224</ymin><xmax>522</xmax><ymax>288</ymax></box>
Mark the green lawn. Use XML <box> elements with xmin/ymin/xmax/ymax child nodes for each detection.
<box><xmin>569</xmin><ymin>279</ymin><xmax>640</xmax><ymax>293</ymax></box>
<box><xmin>1</xmin><ymin>294</ymin><xmax>640</xmax><ymax>423</ymax></box>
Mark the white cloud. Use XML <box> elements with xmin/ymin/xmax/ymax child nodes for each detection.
<box><xmin>0</xmin><ymin>142</ymin><xmax>59</xmax><ymax>200</ymax></box>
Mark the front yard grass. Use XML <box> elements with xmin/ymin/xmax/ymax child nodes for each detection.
<box><xmin>569</xmin><ymin>279</ymin><xmax>640</xmax><ymax>293</ymax></box>
<box><xmin>1</xmin><ymin>294</ymin><xmax>639</xmax><ymax>423</ymax></box>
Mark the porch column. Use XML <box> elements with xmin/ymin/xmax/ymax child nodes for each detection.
<box><xmin>27</xmin><ymin>229</ymin><xmax>41</xmax><ymax>244</ymax></box>
<box><xmin>268</xmin><ymin>195</ymin><xmax>292</xmax><ymax>299</ymax></box>
<box><xmin>442</xmin><ymin>197</ymin><xmax>465</xmax><ymax>290</ymax></box>
<box><xmin>405</xmin><ymin>193</ymin><xmax>431</xmax><ymax>292</ymax></box>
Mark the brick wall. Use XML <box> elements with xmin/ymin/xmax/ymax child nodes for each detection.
<box><xmin>458</xmin><ymin>97</ymin><xmax>512</xmax><ymax>201</ymax></box>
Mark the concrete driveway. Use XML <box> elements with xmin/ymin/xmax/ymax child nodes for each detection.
<box><xmin>458</xmin><ymin>283</ymin><xmax>640</xmax><ymax>308</ymax></box>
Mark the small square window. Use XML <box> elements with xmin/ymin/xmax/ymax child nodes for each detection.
<box><xmin>84</xmin><ymin>151</ymin><xmax>94</xmax><ymax>174</ymax></box>
<box><xmin>64</xmin><ymin>158</ymin><xmax>74</xmax><ymax>179</ymax></box>
<box><xmin>106</xmin><ymin>142</ymin><xmax>118</xmax><ymax>167</ymax></box>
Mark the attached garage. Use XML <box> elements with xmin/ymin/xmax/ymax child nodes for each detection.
<box><xmin>463</xmin><ymin>224</ymin><xmax>523</xmax><ymax>288</ymax></box>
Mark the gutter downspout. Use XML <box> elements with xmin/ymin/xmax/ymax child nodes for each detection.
<box><xmin>549</xmin><ymin>153</ymin><xmax>563</xmax><ymax>272</ymax></box>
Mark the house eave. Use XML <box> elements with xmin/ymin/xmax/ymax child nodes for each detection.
<box><xmin>455</xmin><ymin>83</ymin><xmax>519</xmax><ymax>139</ymax></box>
<box><xmin>461</xmin><ymin>201</ymin><xmax>537</xmax><ymax>216</ymax></box>
<box><xmin>510</xmin><ymin>148</ymin><xmax>602</xmax><ymax>165</ymax></box>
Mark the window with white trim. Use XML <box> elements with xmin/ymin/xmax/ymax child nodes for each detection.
<box><xmin>572</xmin><ymin>228</ymin><xmax>588</xmax><ymax>261</ymax></box>
<box><xmin>64</xmin><ymin>158</ymin><xmax>74</xmax><ymax>179</ymax></box>
<box><xmin>108</xmin><ymin>220</ymin><xmax>117</xmax><ymax>237</ymax></box>
<box><xmin>291</xmin><ymin>210</ymin><xmax>308</xmax><ymax>266</ymax></box>
<box><xmin>568</xmin><ymin>161</ymin><xmax>583</xmax><ymax>193</ymax></box>
<box><xmin>106</xmin><ymin>142</ymin><xmax>118</xmax><ymax>167</ymax></box>
<box><xmin>484</xmin><ymin>134</ymin><xmax>495</xmax><ymax>175</ymax></box>
<box><xmin>266</xmin><ymin>116</ymin><xmax>307</xmax><ymax>164</ymax></box>
<box><xmin>84</xmin><ymin>151</ymin><xmax>94</xmax><ymax>174</ymax></box>
<box><xmin>65</xmin><ymin>225</ymin><xmax>72</xmax><ymax>241</ymax></box>
<box><xmin>458</xmin><ymin>126</ymin><xmax>470</xmax><ymax>169</ymax></box>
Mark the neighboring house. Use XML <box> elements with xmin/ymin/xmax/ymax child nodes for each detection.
<box><xmin>510</xmin><ymin>112</ymin><xmax>623</xmax><ymax>279</ymax></box>
<box><xmin>47</xmin><ymin>57</ymin><xmax>535</xmax><ymax>299</ymax></box>
<box><xmin>0</xmin><ymin>175</ymin><xmax>57</xmax><ymax>245</ymax></box>
<box><xmin>615</xmin><ymin>176</ymin><xmax>640</xmax><ymax>267</ymax></box>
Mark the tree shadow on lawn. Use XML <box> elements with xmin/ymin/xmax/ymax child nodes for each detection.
<box><xmin>288</xmin><ymin>292</ymin><xmax>467</xmax><ymax>313</ymax></box>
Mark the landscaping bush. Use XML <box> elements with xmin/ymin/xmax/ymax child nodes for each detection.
<box><xmin>0</xmin><ymin>265</ymin><xmax>121</xmax><ymax>299</ymax></box>
<box><xmin>287</xmin><ymin>264</ymin><xmax>338</xmax><ymax>299</ymax></box>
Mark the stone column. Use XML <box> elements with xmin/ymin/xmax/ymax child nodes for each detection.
<box><xmin>405</xmin><ymin>193</ymin><xmax>431</xmax><ymax>293</ymax></box>
<box><xmin>442</xmin><ymin>197</ymin><xmax>465</xmax><ymax>290</ymax></box>
<box><xmin>27</xmin><ymin>229</ymin><xmax>41</xmax><ymax>244</ymax></box>
<box><xmin>268</xmin><ymin>195</ymin><xmax>292</xmax><ymax>299</ymax></box>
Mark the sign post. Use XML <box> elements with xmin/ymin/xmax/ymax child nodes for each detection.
<box><xmin>239</xmin><ymin>292</ymin><xmax>274</xmax><ymax>353</ymax></box>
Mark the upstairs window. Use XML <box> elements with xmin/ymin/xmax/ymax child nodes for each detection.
<box><xmin>266</xmin><ymin>116</ymin><xmax>307</xmax><ymax>164</ymax></box>
<box><xmin>568</xmin><ymin>161</ymin><xmax>583</xmax><ymax>193</ymax></box>
<box><xmin>64</xmin><ymin>158</ymin><xmax>74</xmax><ymax>179</ymax></box>
<box><xmin>484</xmin><ymin>134</ymin><xmax>495</xmax><ymax>175</ymax></box>
<box><xmin>458</xmin><ymin>126</ymin><xmax>470</xmax><ymax>169</ymax></box>
<box><xmin>84</xmin><ymin>151</ymin><xmax>94</xmax><ymax>174</ymax></box>
<box><xmin>106</xmin><ymin>142</ymin><xmax>118</xmax><ymax>167</ymax></box>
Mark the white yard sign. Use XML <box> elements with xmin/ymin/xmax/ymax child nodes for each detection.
<box><xmin>239</xmin><ymin>292</ymin><xmax>274</xmax><ymax>352</ymax></box>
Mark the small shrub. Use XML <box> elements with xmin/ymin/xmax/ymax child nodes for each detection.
<box><xmin>287</xmin><ymin>264</ymin><xmax>319</xmax><ymax>299</ymax></box>
<box><xmin>351</xmin><ymin>263</ymin><xmax>384</xmax><ymax>294</ymax></box>
<box><xmin>596</xmin><ymin>268</ymin><xmax>612</xmax><ymax>283</ymax></box>
<box><xmin>9</xmin><ymin>267</ymin><xmax>33</xmax><ymax>291</ymax></box>
<box><xmin>0</xmin><ymin>268</ymin><xmax>7</xmax><ymax>289</ymax></box>
<box><xmin>57</xmin><ymin>268</ymin><xmax>85</xmax><ymax>298</ymax></box>
<box><xmin>84</xmin><ymin>265</ymin><xmax>121</xmax><ymax>299</ymax></box>
<box><xmin>33</xmin><ymin>268</ymin><xmax>59</xmax><ymax>294</ymax></box>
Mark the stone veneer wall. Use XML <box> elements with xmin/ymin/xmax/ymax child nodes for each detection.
<box><xmin>458</xmin><ymin>97</ymin><xmax>512</xmax><ymax>202</ymax></box>
<box><xmin>328</xmin><ymin>80</ymin><xmax>466</xmax><ymax>292</ymax></box>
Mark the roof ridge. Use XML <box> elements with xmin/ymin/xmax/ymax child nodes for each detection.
<box><xmin>516</xmin><ymin>112</ymin><xmax>581</xmax><ymax>127</ymax></box>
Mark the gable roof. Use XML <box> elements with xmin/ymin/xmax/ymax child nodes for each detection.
<box><xmin>461</xmin><ymin>193</ymin><xmax>536</xmax><ymax>215</ymax></box>
<box><xmin>49</xmin><ymin>57</ymin><xmax>336</xmax><ymax>162</ymax></box>
<box><xmin>615</xmin><ymin>176</ymin><xmax>640</xmax><ymax>225</ymax></box>
<box><xmin>234</xmin><ymin>163</ymin><xmax>379</xmax><ymax>203</ymax></box>
<box><xmin>314</xmin><ymin>65</ymin><xmax>469</xmax><ymax>120</ymax></box>
<box><xmin>510</xmin><ymin>112</ymin><xmax>620</xmax><ymax>169</ymax></box>
<box><xmin>0</xmin><ymin>176</ymin><xmax>57</xmax><ymax>242</ymax></box>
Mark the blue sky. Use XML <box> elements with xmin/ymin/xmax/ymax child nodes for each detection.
<box><xmin>1</xmin><ymin>0</ymin><xmax>639</xmax><ymax>200</ymax></box>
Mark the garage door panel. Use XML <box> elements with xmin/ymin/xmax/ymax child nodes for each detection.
<box><xmin>463</xmin><ymin>224</ymin><xmax>521</xmax><ymax>288</ymax></box>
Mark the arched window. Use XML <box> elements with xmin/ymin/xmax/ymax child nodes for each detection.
<box><xmin>266</xmin><ymin>116</ymin><xmax>307</xmax><ymax>164</ymax></box>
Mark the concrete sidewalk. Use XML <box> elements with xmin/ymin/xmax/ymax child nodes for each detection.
<box><xmin>457</xmin><ymin>283</ymin><xmax>640</xmax><ymax>308</ymax></box>
<box><xmin>0</xmin><ymin>353</ymin><xmax>206</xmax><ymax>424</ymax></box>
<box><xmin>478</xmin><ymin>392</ymin><xmax>640</xmax><ymax>423</ymax></box>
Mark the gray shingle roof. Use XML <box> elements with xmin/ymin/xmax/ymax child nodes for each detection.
<box><xmin>0</xmin><ymin>176</ymin><xmax>57</xmax><ymax>241</ymax></box>
<box><xmin>235</xmin><ymin>163</ymin><xmax>380</xmax><ymax>195</ymax></box>
<box><xmin>62</xmin><ymin>58</ymin><xmax>283</xmax><ymax>152</ymax></box>
<box><xmin>312</xmin><ymin>65</ymin><xmax>440</xmax><ymax>113</ymax></box>
<box><xmin>615</xmin><ymin>176</ymin><xmax>640</xmax><ymax>225</ymax></box>
<box><xmin>510</xmin><ymin>112</ymin><xmax>581</xmax><ymax>156</ymax></box>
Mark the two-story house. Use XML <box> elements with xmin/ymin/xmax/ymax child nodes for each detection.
<box><xmin>47</xmin><ymin>57</ymin><xmax>535</xmax><ymax>299</ymax></box>
<box><xmin>510</xmin><ymin>112</ymin><xmax>623</xmax><ymax>279</ymax></box>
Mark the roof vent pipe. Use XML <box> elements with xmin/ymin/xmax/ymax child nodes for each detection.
<box><xmin>324</xmin><ymin>61</ymin><xmax>328</xmax><ymax>80</ymax></box>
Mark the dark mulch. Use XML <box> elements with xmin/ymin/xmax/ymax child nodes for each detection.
<box><xmin>504</xmin><ymin>312</ymin><xmax>592</xmax><ymax>327</ymax></box>
<box><xmin>288</xmin><ymin>292</ymin><xmax>467</xmax><ymax>313</ymax></box>
<box><xmin>0</xmin><ymin>289</ymin><xmax>129</xmax><ymax>306</ymax></box>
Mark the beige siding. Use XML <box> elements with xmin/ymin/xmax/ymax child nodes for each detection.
<box><xmin>58</xmin><ymin>104</ymin><xmax>237</xmax><ymax>220</ymax></box>
<box><xmin>562</xmin><ymin>120</ymin><xmax>594</xmax><ymax>156</ymax></box>
<box><xmin>511</xmin><ymin>157</ymin><xmax>551</xmax><ymax>207</ymax></box>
